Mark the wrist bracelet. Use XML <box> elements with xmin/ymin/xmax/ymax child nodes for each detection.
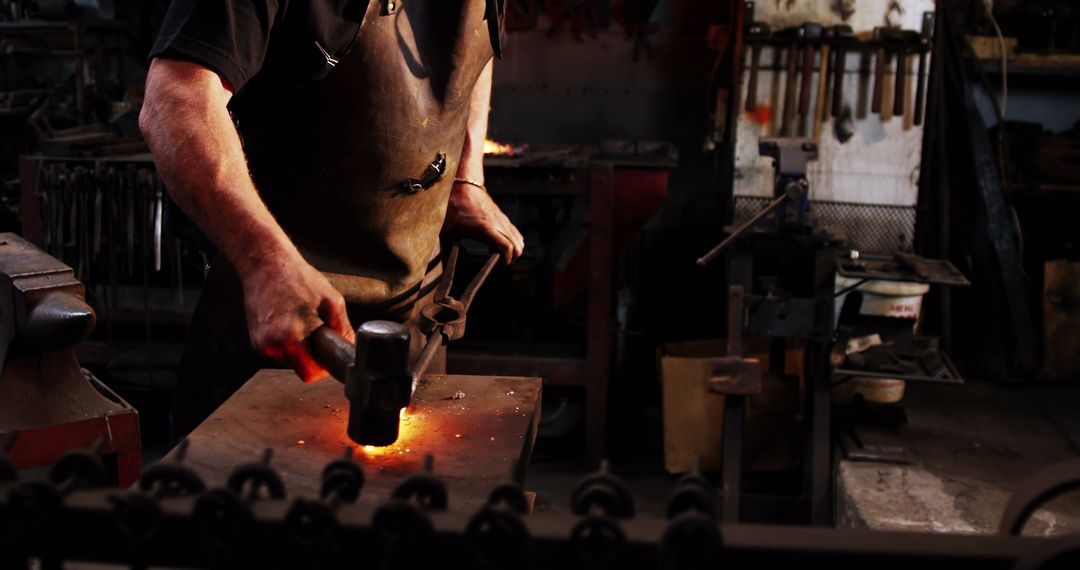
<box><xmin>453</xmin><ymin>178</ymin><xmax>486</xmax><ymax>191</ymax></box>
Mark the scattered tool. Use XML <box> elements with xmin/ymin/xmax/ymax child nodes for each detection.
<box><xmin>307</xmin><ymin>246</ymin><xmax>500</xmax><ymax>446</ymax></box>
<box><xmin>798</xmin><ymin>23</ymin><xmax>823</xmax><ymax>129</ymax></box>
<box><xmin>776</xmin><ymin>26</ymin><xmax>804</xmax><ymax>136</ymax></box>
<box><xmin>913</xmin><ymin>12</ymin><xmax>934</xmax><ymax>126</ymax></box>
<box><xmin>744</xmin><ymin>20</ymin><xmax>771</xmax><ymax>112</ymax></box>
<box><xmin>830</xmin><ymin>25</ymin><xmax>855</xmax><ymax>118</ymax></box>
<box><xmin>813</xmin><ymin>27</ymin><xmax>833</xmax><ymax>139</ymax></box>
<box><xmin>871</xmin><ymin>27</ymin><xmax>891</xmax><ymax>115</ymax></box>
<box><xmin>892</xmin><ymin>30</ymin><xmax>921</xmax><ymax>118</ymax></box>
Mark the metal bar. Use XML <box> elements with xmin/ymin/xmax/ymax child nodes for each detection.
<box><xmin>720</xmin><ymin>395</ymin><xmax>745</xmax><ymax>523</ymax></box>
<box><xmin>806</xmin><ymin>339</ymin><xmax>831</xmax><ymax>526</ymax></box>
<box><xmin>18</xmin><ymin>156</ymin><xmax>43</xmax><ymax>246</ymax></box>
<box><xmin>584</xmin><ymin>163</ymin><xmax>615</xmax><ymax>464</ymax></box>
<box><xmin>696</xmin><ymin>192</ymin><xmax>789</xmax><ymax>267</ymax></box>
<box><xmin>411</xmin><ymin>329</ymin><xmax>444</xmax><ymax>380</ymax></box>
<box><xmin>720</xmin><ymin>285</ymin><xmax>746</xmax><ymax>522</ymax></box>
<box><xmin>435</xmin><ymin>244</ymin><xmax>459</xmax><ymax>302</ymax></box>
<box><xmin>459</xmin><ymin>253</ymin><xmax>500</xmax><ymax>311</ymax></box>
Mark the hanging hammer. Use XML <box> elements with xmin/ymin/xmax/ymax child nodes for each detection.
<box><xmin>744</xmin><ymin>21</ymin><xmax>772</xmax><ymax>112</ymax></box>
<box><xmin>813</xmin><ymin>26</ymin><xmax>834</xmax><ymax>139</ymax></box>
<box><xmin>913</xmin><ymin>12</ymin><xmax>935</xmax><ymax>126</ymax></box>
<box><xmin>775</xmin><ymin>25</ymin><xmax>805</xmax><ymax>136</ymax></box>
<box><xmin>798</xmin><ymin>23</ymin><xmax>824</xmax><ymax>126</ymax></box>
<box><xmin>830</xmin><ymin>25</ymin><xmax>855</xmax><ymax>118</ymax></box>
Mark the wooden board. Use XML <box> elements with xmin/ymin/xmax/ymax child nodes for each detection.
<box><xmin>168</xmin><ymin>371</ymin><xmax>542</xmax><ymax>510</ymax></box>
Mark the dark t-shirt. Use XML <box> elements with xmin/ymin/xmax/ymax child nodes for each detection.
<box><xmin>149</xmin><ymin>0</ymin><xmax>497</xmax><ymax>306</ymax></box>
<box><xmin>150</xmin><ymin>0</ymin><xmax>367</xmax><ymax>107</ymax></box>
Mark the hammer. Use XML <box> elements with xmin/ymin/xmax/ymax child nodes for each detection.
<box><xmin>812</xmin><ymin>26</ymin><xmax>833</xmax><ymax>139</ymax></box>
<box><xmin>306</xmin><ymin>248</ymin><xmax>501</xmax><ymax>446</ymax></box>
<box><xmin>798</xmin><ymin>23</ymin><xmax>823</xmax><ymax>124</ymax></box>
<box><xmin>913</xmin><ymin>12</ymin><xmax>934</xmax><ymax>126</ymax></box>
<box><xmin>744</xmin><ymin>21</ymin><xmax>771</xmax><ymax>112</ymax></box>
<box><xmin>309</xmin><ymin>321</ymin><xmax>413</xmax><ymax>447</ymax></box>
<box><xmin>893</xmin><ymin>30</ymin><xmax>921</xmax><ymax>118</ymax></box>
<box><xmin>775</xmin><ymin>25</ymin><xmax>806</xmax><ymax>136</ymax></box>
<box><xmin>829</xmin><ymin>25</ymin><xmax>855</xmax><ymax>118</ymax></box>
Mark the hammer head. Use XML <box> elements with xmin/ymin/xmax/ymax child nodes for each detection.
<box><xmin>832</xmin><ymin>24</ymin><xmax>855</xmax><ymax>41</ymax></box>
<box><xmin>345</xmin><ymin>321</ymin><xmax>413</xmax><ymax>446</ymax></box>
<box><xmin>801</xmin><ymin>22</ymin><xmax>823</xmax><ymax>40</ymax></box>
<box><xmin>747</xmin><ymin>21</ymin><xmax>771</xmax><ymax>39</ymax></box>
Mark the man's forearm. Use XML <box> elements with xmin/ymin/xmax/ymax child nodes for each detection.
<box><xmin>455</xmin><ymin>58</ymin><xmax>493</xmax><ymax>183</ymax></box>
<box><xmin>139</xmin><ymin>59</ymin><xmax>302</xmax><ymax>276</ymax></box>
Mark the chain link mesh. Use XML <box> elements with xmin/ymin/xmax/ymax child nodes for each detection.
<box><xmin>733</xmin><ymin>196</ymin><xmax>917</xmax><ymax>254</ymax></box>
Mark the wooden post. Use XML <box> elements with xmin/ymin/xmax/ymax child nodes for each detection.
<box><xmin>19</xmin><ymin>156</ymin><xmax>42</xmax><ymax>245</ymax></box>
<box><xmin>585</xmin><ymin>163</ymin><xmax>615</xmax><ymax>465</ymax></box>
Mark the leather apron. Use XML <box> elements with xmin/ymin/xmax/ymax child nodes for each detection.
<box><xmin>173</xmin><ymin>0</ymin><xmax>496</xmax><ymax>438</ymax></box>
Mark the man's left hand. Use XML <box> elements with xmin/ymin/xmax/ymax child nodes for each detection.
<box><xmin>443</xmin><ymin>182</ymin><xmax>524</xmax><ymax>263</ymax></box>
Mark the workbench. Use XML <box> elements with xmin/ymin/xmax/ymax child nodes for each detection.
<box><xmin>169</xmin><ymin>371</ymin><xmax>541</xmax><ymax>510</ymax></box>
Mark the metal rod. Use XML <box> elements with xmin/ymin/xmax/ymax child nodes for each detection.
<box><xmin>435</xmin><ymin>244</ymin><xmax>460</xmax><ymax>302</ymax></box>
<box><xmin>411</xmin><ymin>328</ymin><xmax>444</xmax><ymax>380</ymax></box>
<box><xmin>696</xmin><ymin>192</ymin><xmax>789</xmax><ymax>267</ymax></box>
<box><xmin>460</xmin><ymin>253</ymin><xmax>500</xmax><ymax>311</ymax></box>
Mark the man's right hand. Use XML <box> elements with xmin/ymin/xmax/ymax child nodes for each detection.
<box><xmin>240</xmin><ymin>254</ymin><xmax>355</xmax><ymax>383</ymax></box>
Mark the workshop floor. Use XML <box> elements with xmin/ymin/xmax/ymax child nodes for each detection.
<box><xmin>837</xmin><ymin>377</ymin><xmax>1080</xmax><ymax>535</ymax></box>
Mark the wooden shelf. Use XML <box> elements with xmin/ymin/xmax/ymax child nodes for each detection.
<box><xmin>976</xmin><ymin>53</ymin><xmax>1080</xmax><ymax>78</ymax></box>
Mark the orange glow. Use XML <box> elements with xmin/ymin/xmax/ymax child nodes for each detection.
<box><xmin>483</xmin><ymin>138</ymin><xmax>528</xmax><ymax>157</ymax></box>
<box><xmin>355</xmin><ymin>406</ymin><xmax>423</xmax><ymax>460</ymax></box>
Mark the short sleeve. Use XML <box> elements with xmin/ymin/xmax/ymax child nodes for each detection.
<box><xmin>149</xmin><ymin>0</ymin><xmax>284</xmax><ymax>92</ymax></box>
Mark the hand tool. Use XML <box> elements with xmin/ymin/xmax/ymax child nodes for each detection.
<box><xmin>152</xmin><ymin>174</ymin><xmax>163</xmax><ymax>272</ymax></box>
<box><xmin>830</xmin><ymin>25</ymin><xmax>855</xmax><ymax>118</ymax></box>
<box><xmin>913</xmin><ymin>12</ymin><xmax>934</xmax><ymax>126</ymax></box>
<box><xmin>893</xmin><ymin>41</ymin><xmax>908</xmax><ymax>118</ymax></box>
<box><xmin>695</xmin><ymin>176</ymin><xmax>805</xmax><ymax>267</ymax></box>
<box><xmin>775</xmin><ymin>26</ymin><xmax>804</xmax><ymax>136</ymax></box>
<box><xmin>813</xmin><ymin>27</ymin><xmax>833</xmax><ymax>139</ymax></box>
<box><xmin>891</xmin><ymin>30</ymin><xmax>920</xmax><ymax>118</ymax></box>
<box><xmin>306</xmin><ymin>246</ymin><xmax>500</xmax><ymax>446</ymax></box>
<box><xmin>872</xmin><ymin>27</ymin><xmax>914</xmax><ymax>117</ymax></box>
<box><xmin>871</xmin><ymin>27</ymin><xmax>890</xmax><ymax>115</ymax></box>
<box><xmin>743</xmin><ymin>21</ymin><xmax>771</xmax><ymax>112</ymax></box>
<box><xmin>798</xmin><ymin>23</ymin><xmax>823</xmax><ymax>128</ymax></box>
